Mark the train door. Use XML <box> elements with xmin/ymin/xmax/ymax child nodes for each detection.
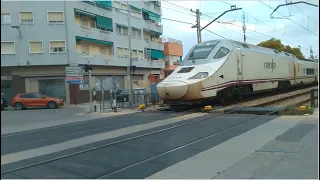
<box><xmin>235</xmin><ymin>47</ymin><xmax>244</xmax><ymax>83</ymax></box>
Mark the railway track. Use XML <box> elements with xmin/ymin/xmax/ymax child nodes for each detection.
<box><xmin>253</xmin><ymin>90</ymin><xmax>314</xmax><ymax>107</ymax></box>
<box><xmin>159</xmin><ymin>86</ymin><xmax>316</xmax><ymax>114</ymax></box>
<box><xmin>1</xmin><ymin>106</ymin><xmax>279</xmax><ymax>178</ymax></box>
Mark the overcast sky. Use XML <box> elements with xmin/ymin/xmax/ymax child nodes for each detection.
<box><xmin>160</xmin><ymin>0</ymin><xmax>319</xmax><ymax>59</ymax></box>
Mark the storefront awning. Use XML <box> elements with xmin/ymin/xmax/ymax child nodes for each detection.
<box><xmin>144</xmin><ymin>29</ymin><xmax>162</xmax><ymax>36</ymax></box>
<box><xmin>142</xmin><ymin>8</ymin><xmax>161</xmax><ymax>22</ymax></box>
<box><xmin>129</xmin><ymin>5</ymin><xmax>141</xmax><ymax>11</ymax></box>
<box><xmin>96</xmin><ymin>15</ymin><xmax>113</xmax><ymax>31</ymax></box>
<box><xmin>74</xmin><ymin>9</ymin><xmax>96</xmax><ymax>18</ymax></box>
<box><xmin>76</xmin><ymin>36</ymin><xmax>113</xmax><ymax>46</ymax></box>
<box><xmin>151</xmin><ymin>49</ymin><xmax>164</xmax><ymax>59</ymax></box>
<box><xmin>96</xmin><ymin>1</ymin><xmax>112</xmax><ymax>9</ymax></box>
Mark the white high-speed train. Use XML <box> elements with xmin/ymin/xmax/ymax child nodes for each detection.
<box><xmin>157</xmin><ymin>39</ymin><xmax>318</xmax><ymax>105</ymax></box>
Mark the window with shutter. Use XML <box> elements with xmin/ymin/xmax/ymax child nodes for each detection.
<box><xmin>132</xmin><ymin>50</ymin><xmax>137</xmax><ymax>58</ymax></box>
<box><xmin>138</xmin><ymin>51</ymin><xmax>144</xmax><ymax>58</ymax></box>
<box><xmin>117</xmin><ymin>47</ymin><xmax>122</xmax><ymax>56</ymax></box>
<box><xmin>1</xmin><ymin>13</ymin><xmax>11</xmax><ymax>24</ymax></box>
<box><xmin>123</xmin><ymin>48</ymin><xmax>129</xmax><ymax>57</ymax></box>
<box><xmin>49</xmin><ymin>41</ymin><xmax>66</xmax><ymax>53</ymax></box>
<box><xmin>81</xmin><ymin>45</ymin><xmax>90</xmax><ymax>55</ymax></box>
<box><xmin>20</xmin><ymin>12</ymin><xmax>33</xmax><ymax>23</ymax></box>
<box><xmin>29</xmin><ymin>42</ymin><xmax>43</xmax><ymax>53</ymax></box>
<box><xmin>1</xmin><ymin>42</ymin><xmax>15</xmax><ymax>54</ymax></box>
<box><xmin>100</xmin><ymin>48</ymin><xmax>107</xmax><ymax>55</ymax></box>
<box><xmin>47</xmin><ymin>12</ymin><xmax>64</xmax><ymax>23</ymax></box>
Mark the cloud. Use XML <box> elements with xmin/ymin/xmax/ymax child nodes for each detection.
<box><xmin>162</xmin><ymin>0</ymin><xmax>319</xmax><ymax>58</ymax></box>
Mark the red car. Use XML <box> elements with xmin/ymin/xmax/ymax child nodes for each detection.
<box><xmin>11</xmin><ymin>93</ymin><xmax>64</xmax><ymax>110</ymax></box>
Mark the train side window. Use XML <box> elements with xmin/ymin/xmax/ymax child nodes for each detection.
<box><xmin>284</xmin><ymin>53</ymin><xmax>290</xmax><ymax>56</ymax></box>
<box><xmin>213</xmin><ymin>46</ymin><xmax>230</xmax><ymax>59</ymax></box>
<box><xmin>273</xmin><ymin>50</ymin><xmax>279</xmax><ymax>54</ymax></box>
<box><xmin>303</xmin><ymin>68</ymin><xmax>305</xmax><ymax>74</ymax></box>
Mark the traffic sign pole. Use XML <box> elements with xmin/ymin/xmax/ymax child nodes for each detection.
<box><xmin>88</xmin><ymin>70</ymin><xmax>93</xmax><ymax>112</ymax></box>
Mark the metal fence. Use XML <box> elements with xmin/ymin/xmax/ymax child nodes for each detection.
<box><xmin>99</xmin><ymin>93</ymin><xmax>162</xmax><ymax>112</ymax></box>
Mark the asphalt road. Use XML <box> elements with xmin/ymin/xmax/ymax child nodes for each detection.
<box><xmin>1</xmin><ymin>107</ymin><xmax>89</xmax><ymax>128</ymax></box>
<box><xmin>1</xmin><ymin>111</ymin><xmax>185</xmax><ymax>155</ymax></box>
<box><xmin>1</xmin><ymin>113</ymin><xmax>278</xmax><ymax>179</ymax></box>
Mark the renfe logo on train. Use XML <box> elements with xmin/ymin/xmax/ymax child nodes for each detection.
<box><xmin>264</xmin><ymin>59</ymin><xmax>276</xmax><ymax>71</ymax></box>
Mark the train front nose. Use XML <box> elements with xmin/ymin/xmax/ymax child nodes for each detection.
<box><xmin>157</xmin><ymin>81</ymin><xmax>188</xmax><ymax>99</ymax></box>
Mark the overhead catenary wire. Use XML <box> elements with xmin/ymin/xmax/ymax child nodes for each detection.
<box><xmin>216</xmin><ymin>0</ymin><xmax>318</xmax><ymax>54</ymax></box>
<box><xmin>294</xmin><ymin>4</ymin><xmax>318</xmax><ymax>25</ymax></box>
<box><xmin>162</xmin><ymin>1</ymin><xmax>310</xmax><ymax>49</ymax></box>
<box><xmin>258</xmin><ymin>0</ymin><xmax>318</xmax><ymax>36</ymax></box>
<box><xmin>100</xmin><ymin>1</ymin><xmax>318</xmax><ymax>55</ymax></box>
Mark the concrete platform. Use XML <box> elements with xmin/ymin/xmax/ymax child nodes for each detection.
<box><xmin>223</xmin><ymin>106</ymin><xmax>285</xmax><ymax>115</ymax></box>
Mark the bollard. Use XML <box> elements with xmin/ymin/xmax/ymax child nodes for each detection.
<box><xmin>94</xmin><ymin>105</ymin><xmax>97</xmax><ymax>112</ymax></box>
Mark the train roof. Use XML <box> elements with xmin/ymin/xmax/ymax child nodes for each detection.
<box><xmin>231</xmin><ymin>40</ymin><xmax>299</xmax><ymax>59</ymax></box>
<box><xmin>201</xmin><ymin>39</ymin><xmax>299</xmax><ymax>60</ymax></box>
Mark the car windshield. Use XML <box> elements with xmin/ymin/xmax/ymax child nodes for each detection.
<box><xmin>188</xmin><ymin>40</ymin><xmax>219</xmax><ymax>60</ymax></box>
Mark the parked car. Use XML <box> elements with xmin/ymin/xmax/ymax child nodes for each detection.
<box><xmin>116</xmin><ymin>89</ymin><xmax>129</xmax><ymax>103</ymax></box>
<box><xmin>11</xmin><ymin>93</ymin><xmax>64</xmax><ymax>110</ymax></box>
<box><xmin>1</xmin><ymin>94</ymin><xmax>8</xmax><ymax>111</ymax></box>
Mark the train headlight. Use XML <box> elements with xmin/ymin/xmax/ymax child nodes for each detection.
<box><xmin>188</xmin><ymin>72</ymin><xmax>209</xmax><ymax>79</ymax></box>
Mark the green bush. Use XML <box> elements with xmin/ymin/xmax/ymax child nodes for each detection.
<box><xmin>279</xmin><ymin>105</ymin><xmax>314</xmax><ymax>115</ymax></box>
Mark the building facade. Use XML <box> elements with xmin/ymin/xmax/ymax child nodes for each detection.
<box><xmin>162</xmin><ymin>37</ymin><xmax>183</xmax><ymax>79</ymax></box>
<box><xmin>1</xmin><ymin>1</ymin><xmax>164</xmax><ymax>104</ymax></box>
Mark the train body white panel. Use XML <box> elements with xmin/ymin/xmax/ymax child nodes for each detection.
<box><xmin>157</xmin><ymin>39</ymin><xmax>318</xmax><ymax>103</ymax></box>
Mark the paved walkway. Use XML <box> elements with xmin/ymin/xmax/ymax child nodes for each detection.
<box><xmin>148</xmin><ymin>108</ymin><xmax>319</xmax><ymax>179</ymax></box>
<box><xmin>70</xmin><ymin>102</ymin><xmax>161</xmax><ymax>113</ymax></box>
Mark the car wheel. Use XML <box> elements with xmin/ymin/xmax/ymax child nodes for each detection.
<box><xmin>15</xmin><ymin>102</ymin><xmax>24</xmax><ymax>110</ymax></box>
<box><xmin>47</xmin><ymin>101</ymin><xmax>57</xmax><ymax>109</ymax></box>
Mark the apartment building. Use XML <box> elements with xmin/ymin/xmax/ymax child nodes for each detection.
<box><xmin>162</xmin><ymin>37</ymin><xmax>183</xmax><ymax>79</ymax></box>
<box><xmin>1</xmin><ymin>0</ymin><xmax>164</xmax><ymax>104</ymax></box>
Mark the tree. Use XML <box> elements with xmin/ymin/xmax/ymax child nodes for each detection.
<box><xmin>257</xmin><ymin>38</ymin><xmax>305</xmax><ymax>59</ymax></box>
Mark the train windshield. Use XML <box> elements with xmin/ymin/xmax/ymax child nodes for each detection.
<box><xmin>188</xmin><ymin>40</ymin><xmax>219</xmax><ymax>60</ymax></box>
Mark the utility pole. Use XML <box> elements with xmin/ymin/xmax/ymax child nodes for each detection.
<box><xmin>242</xmin><ymin>13</ymin><xmax>247</xmax><ymax>43</ymax></box>
<box><xmin>88</xmin><ymin>70</ymin><xmax>93</xmax><ymax>112</ymax></box>
<box><xmin>126</xmin><ymin>1</ymin><xmax>134</xmax><ymax>108</ymax></box>
<box><xmin>191</xmin><ymin>9</ymin><xmax>202</xmax><ymax>43</ymax></box>
<box><xmin>191</xmin><ymin>6</ymin><xmax>242</xmax><ymax>43</ymax></box>
<box><xmin>310</xmin><ymin>46</ymin><xmax>314</xmax><ymax>60</ymax></box>
<box><xmin>82</xmin><ymin>64</ymin><xmax>93</xmax><ymax>112</ymax></box>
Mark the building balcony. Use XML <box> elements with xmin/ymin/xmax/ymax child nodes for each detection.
<box><xmin>144</xmin><ymin>20</ymin><xmax>163</xmax><ymax>34</ymax></box>
<box><xmin>75</xmin><ymin>24</ymin><xmax>112</xmax><ymax>41</ymax></box>
<box><xmin>1</xmin><ymin>53</ymin><xmax>68</xmax><ymax>67</ymax></box>
<box><xmin>143</xmin><ymin>1</ymin><xmax>162</xmax><ymax>15</ymax></box>
<box><xmin>145</xmin><ymin>38</ymin><xmax>163</xmax><ymax>51</ymax></box>
<box><xmin>76</xmin><ymin>53</ymin><xmax>164</xmax><ymax>69</ymax></box>
<box><xmin>74</xmin><ymin>9</ymin><xmax>113</xmax><ymax>41</ymax></box>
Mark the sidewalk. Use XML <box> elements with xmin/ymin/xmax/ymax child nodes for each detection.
<box><xmin>69</xmin><ymin>102</ymin><xmax>162</xmax><ymax>113</ymax></box>
<box><xmin>148</xmin><ymin>108</ymin><xmax>319</xmax><ymax>179</ymax></box>
<box><xmin>215</xmin><ymin>112</ymin><xmax>318</xmax><ymax>179</ymax></box>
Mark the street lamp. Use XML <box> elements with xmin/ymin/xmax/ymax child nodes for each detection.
<box><xmin>11</xmin><ymin>25</ymin><xmax>21</xmax><ymax>39</ymax></box>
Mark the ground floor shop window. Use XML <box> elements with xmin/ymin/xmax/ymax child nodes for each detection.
<box><xmin>38</xmin><ymin>79</ymin><xmax>66</xmax><ymax>100</ymax></box>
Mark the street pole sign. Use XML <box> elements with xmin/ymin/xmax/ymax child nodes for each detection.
<box><xmin>65</xmin><ymin>66</ymin><xmax>84</xmax><ymax>84</ymax></box>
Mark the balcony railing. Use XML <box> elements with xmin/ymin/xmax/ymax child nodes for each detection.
<box><xmin>78</xmin><ymin>53</ymin><xmax>114</xmax><ymax>60</ymax></box>
<box><xmin>162</xmin><ymin>37</ymin><xmax>182</xmax><ymax>45</ymax></box>
<box><xmin>145</xmin><ymin>20</ymin><xmax>162</xmax><ymax>28</ymax></box>
<box><xmin>77</xmin><ymin>24</ymin><xmax>112</xmax><ymax>35</ymax></box>
<box><xmin>144</xmin><ymin>37</ymin><xmax>163</xmax><ymax>44</ymax></box>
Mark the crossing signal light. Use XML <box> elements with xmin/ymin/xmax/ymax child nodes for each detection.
<box><xmin>83</xmin><ymin>64</ymin><xmax>92</xmax><ymax>72</ymax></box>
